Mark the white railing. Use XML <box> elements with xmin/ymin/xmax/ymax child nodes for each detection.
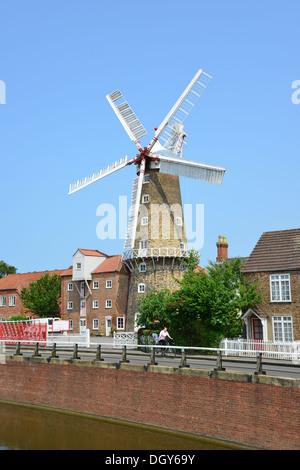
<box><xmin>122</xmin><ymin>247</ymin><xmax>189</xmax><ymax>260</ymax></box>
<box><xmin>113</xmin><ymin>331</ymin><xmax>137</xmax><ymax>348</ymax></box>
<box><xmin>220</xmin><ymin>338</ymin><xmax>300</xmax><ymax>360</ymax></box>
<box><xmin>46</xmin><ymin>330</ymin><xmax>90</xmax><ymax>347</ymax></box>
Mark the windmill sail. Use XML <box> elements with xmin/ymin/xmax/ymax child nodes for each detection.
<box><xmin>106</xmin><ymin>89</ymin><xmax>147</xmax><ymax>151</ymax></box>
<box><xmin>68</xmin><ymin>156</ymin><xmax>129</xmax><ymax>194</ymax></box>
<box><xmin>147</xmin><ymin>69</ymin><xmax>212</xmax><ymax>153</ymax></box>
<box><xmin>158</xmin><ymin>154</ymin><xmax>225</xmax><ymax>184</ymax></box>
<box><xmin>123</xmin><ymin>159</ymin><xmax>146</xmax><ymax>250</ymax></box>
<box><xmin>124</xmin><ymin>177</ymin><xmax>139</xmax><ymax>250</ymax></box>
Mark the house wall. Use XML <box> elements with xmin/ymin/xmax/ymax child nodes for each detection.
<box><xmin>245</xmin><ymin>269</ymin><xmax>300</xmax><ymax>341</ymax></box>
<box><xmin>72</xmin><ymin>252</ymin><xmax>106</xmax><ymax>281</ymax></box>
<box><xmin>0</xmin><ymin>290</ymin><xmax>24</xmax><ymax>319</ymax></box>
<box><xmin>62</xmin><ymin>273</ymin><xmax>130</xmax><ymax>335</ymax></box>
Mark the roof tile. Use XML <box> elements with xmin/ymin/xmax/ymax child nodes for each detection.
<box><xmin>0</xmin><ymin>269</ymin><xmax>67</xmax><ymax>293</ymax></box>
<box><xmin>243</xmin><ymin>228</ymin><xmax>300</xmax><ymax>272</ymax></box>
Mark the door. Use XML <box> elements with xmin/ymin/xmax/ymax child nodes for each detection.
<box><xmin>80</xmin><ymin>282</ymin><xmax>86</xmax><ymax>298</ymax></box>
<box><xmin>80</xmin><ymin>319</ymin><xmax>86</xmax><ymax>335</ymax></box>
<box><xmin>80</xmin><ymin>300</ymin><xmax>86</xmax><ymax>317</ymax></box>
<box><xmin>253</xmin><ymin>318</ymin><xmax>263</xmax><ymax>340</ymax></box>
<box><xmin>105</xmin><ymin>317</ymin><xmax>112</xmax><ymax>336</ymax></box>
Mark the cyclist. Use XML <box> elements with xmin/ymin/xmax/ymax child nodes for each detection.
<box><xmin>158</xmin><ymin>327</ymin><xmax>173</xmax><ymax>346</ymax></box>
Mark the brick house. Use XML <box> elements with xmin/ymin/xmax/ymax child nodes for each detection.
<box><xmin>61</xmin><ymin>249</ymin><xmax>130</xmax><ymax>335</ymax></box>
<box><xmin>0</xmin><ymin>269</ymin><xmax>66</xmax><ymax>319</ymax></box>
<box><xmin>241</xmin><ymin>229</ymin><xmax>300</xmax><ymax>342</ymax></box>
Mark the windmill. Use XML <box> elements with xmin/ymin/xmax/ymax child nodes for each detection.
<box><xmin>69</xmin><ymin>69</ymin><xmax>226</xmax><ymax>329</ymax></box>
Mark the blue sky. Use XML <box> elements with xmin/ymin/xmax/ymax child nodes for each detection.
<box><xmin>0</xmin><ymin>0</ymin><xmax>299</xmax><ymax>273</ymax></box>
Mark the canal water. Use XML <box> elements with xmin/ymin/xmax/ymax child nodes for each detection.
<box><xmin>0</xmin><ymin>402</ymin><xmax>236</xmax><ymax>450</ymax></box>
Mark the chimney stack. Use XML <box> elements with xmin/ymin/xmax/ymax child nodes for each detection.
<box><xmin>216</xmin><ymin>235</ymin><xmax>228</xmax><ymax>262</ymax></box>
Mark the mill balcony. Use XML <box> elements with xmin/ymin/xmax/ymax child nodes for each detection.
<box><xmin>122</xmin><ymin>247</ymin><xmax>189</xmax><ymax>261</ymax></box>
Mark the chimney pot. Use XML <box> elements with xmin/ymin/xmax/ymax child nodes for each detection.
<box><xmin>216</xmin><ymin>235</ymin><xmax>228</xmax><ymax>262</ymax></box>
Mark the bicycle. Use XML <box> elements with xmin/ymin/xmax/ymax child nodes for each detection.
<box><xmin>153</xmin><ymin>334</ymin><xmax>177</xmax><ymax>359</ymax></box>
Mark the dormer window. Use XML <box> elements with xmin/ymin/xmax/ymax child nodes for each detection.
<box><xmin>76</xmin><ymin>263</ymin><xmax>82</xmax><ymax>270</ymax></box>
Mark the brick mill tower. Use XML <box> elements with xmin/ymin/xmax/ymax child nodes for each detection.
<box><xmin>68</xmin><ymin>69</ymin><xmax>226</xmax><ymax>330</ymax></box>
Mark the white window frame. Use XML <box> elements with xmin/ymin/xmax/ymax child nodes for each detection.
<box><xmin>180</xmin><ymin>242</ymin><xmax>185</xmax><ymax>250</ymax></box>
<box><xmin>142</xmin><ymin>194</ymin><xmax>149</xmax><ymax>203</ymax></box>
<box><xmin>141</xmin><ymin>216</ymin><xmax>148</xmax><ymax>226</ymax></box>
<box><xmin>0</xmin><ymin>296</ymin><xmax>6</xmax><ymax>307</ymax></box>
<box><xmin>117</xmin><ymin>317</ymin><xmax>125</xmax><ymax>330</ymax></box>
<box><xmin>140</xmin><ymin>240</ymin><xmax>148</xmax><ymax>249</ymax></box>
<box><xmin>93</xmin><ymin>300</ymin><xmax>99</xmax><ymax>309</ymax></box>
<box><xmin>138</xmin><ymin>283</ymin><xmax>145</xmax><ymax>293</ymax></box>
<box><xmin>106</xmin><ymin>280</ymin><xmax>112</xmax><ymax>289</ymax></box>
<box><xmin>106</xmin><ymin>299</ymin><xmax>112</xmax><ymax>308</ymax></box>
<box><xmin>272</xmin><ymin>315</ymin><xmax>293</xmax><ymax>342</ymax></box>
<box><xmin>93</xmin><ymin>281</ymin><xmax>99</xmax><ymax>289</ymax></box>
<box><xmin>176</xmin><ymin>217</ymin><xmax>182</xmax><ymax>226</ymax></box>
<box><xmin>139</xmin><ymin>262</ymin><xmax>147</xmax><ymax>273</ymax></box>
<box><xmin>67</xmin><ymin>282</ymin><xmax>73</xmax><ymax>291</ymax></box>
<box><xmin>270</xmin><ymin>274</ymin><xmax>291</xmax><ymax>302</ymax></box>
<box><xmin>69</xmin><ymin>319</ymin><xmax>73</xmax><ymax>330</ymax></box>
<box><xmin>93</xmin><ymin>318</ymin><xmax>99</xmax><ymax>330</ymax></box>
<box><xmin>143</xmin><ymin>174</ymin><xmax>150</xmax><ymax>183</ymax></box>
<box><xmin>67</xmin><ymin>301</ymin><xmax>73</xmax><ymax>310</ymax></box>
<box><xmin>76</xmin><ymin>262</ymin><xmax>82</xmax><ymax>270</ymax></box>
<box><xmin>9</xmin><ymin>296</ymin><xmax>16</xmax><ymax>307</ymax></box>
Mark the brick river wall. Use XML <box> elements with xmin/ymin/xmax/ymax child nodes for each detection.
<box><xmin>0</xmin><ymin>357</ymin><xmax>299</xmax><ymax>450</ymax></box>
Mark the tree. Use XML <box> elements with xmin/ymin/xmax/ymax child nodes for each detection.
<box><xmin>0</xmin><ymin>260</ymin><xmax>17</xmax><ymax>278</ymax></box>
<box><xmin>137</xmin><ymin>289</ymin><xmax>172</xmax><ymax>331</ymax></box>
<box><xmin>168</xmin><ymin>257</ymin><xmax>263</xmax><ymax>346</ymax></box>
<box><xmin>21</xmin><ymin>273</ymin><xmax>61</xmax><ymax>318</ymax></box>
<box><xmin>137</xmin><ymin>255</ymin><xmax>263</xmax><ymax>348</ymax></box>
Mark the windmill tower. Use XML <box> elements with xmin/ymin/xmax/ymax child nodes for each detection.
<box><xmin>69</xmin><ymin>69</ymin><xmax>226</xmax><ymax>330</ymax></box>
